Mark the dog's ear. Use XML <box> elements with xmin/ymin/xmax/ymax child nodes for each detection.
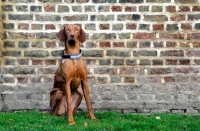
<box><xmin>79</xmin><ymin>27</ymin><xmax>87</xmax><ymax>43</ymax></box>
<box><xmin>56</xmin><ymin>27</ymin><xmax>66</xmax><ymax>42</ymax></box>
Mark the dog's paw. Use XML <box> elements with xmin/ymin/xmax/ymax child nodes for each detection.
<box><xmin>91</xmin><ymin>116</ymin><xmax>98</xmax><ymax>121</ymax></box>
<box><xmin>68</xmin><ymin>120</ymin><xmax>75</xmax><ymax>125</ymax></box>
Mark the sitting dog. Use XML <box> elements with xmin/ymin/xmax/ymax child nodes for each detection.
<box><xmin>50</xmin><ymin>24</ymin><xmax>97</xmax><ymax>125</ymax></box>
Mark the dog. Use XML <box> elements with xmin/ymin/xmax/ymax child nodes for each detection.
<box><xmin>50</xmin><ymin>24</ymin><xmax>97</xmax><ymax>125</ymax></box>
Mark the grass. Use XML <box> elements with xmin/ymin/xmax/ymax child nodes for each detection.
<box><xmin>0</xmin><ymin>110</ymin><xmax>200</xmax><ymax>131</ymax></box>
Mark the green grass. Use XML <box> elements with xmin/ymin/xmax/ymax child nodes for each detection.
<box><xmin>0</xmin><ymin>110</ymin><xmax>200</xmax><ymax>131</ymax></box>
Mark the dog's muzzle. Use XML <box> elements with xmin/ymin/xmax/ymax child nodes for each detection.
<box><xmin>68</xmin><ymin>39</ymin><xmax>76</xmax><ymax>46</ymax></box>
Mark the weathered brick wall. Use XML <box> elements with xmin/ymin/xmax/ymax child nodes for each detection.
<box><xmin>1</xmin><ymin>0</ymin><xmax>200</xmax><ymax>113</ymax></box>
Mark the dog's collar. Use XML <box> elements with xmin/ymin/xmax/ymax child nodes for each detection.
<box><xmin>61</xmin><ymin>49</ymin><xmax>82</xmax><ymax>60</ymax></box>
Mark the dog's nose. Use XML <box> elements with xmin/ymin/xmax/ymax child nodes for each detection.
<box><xmin>70</xmin><ymin>35</ymin><xmax>74</xmax><ymax>39</ymax></box>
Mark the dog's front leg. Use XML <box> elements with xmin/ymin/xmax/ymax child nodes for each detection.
<box><xmin>81</xmin><ymin>81</ymin><xmax>97</xmax><ymax>120</ymax></box>
<box><xmin>65</xmin><ymin>82</ymin><xmax>75</xmax><ymax>125</ymax></box>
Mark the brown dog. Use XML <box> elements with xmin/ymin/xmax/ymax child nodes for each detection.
<box><xmin>50</xmin><ymin>24</ymin><xmax>97</xmax><ymax>124</ymax></box>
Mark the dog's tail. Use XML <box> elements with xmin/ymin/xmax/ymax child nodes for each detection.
<box><xmin>50</xmin><ymin>88</ymin><xmax>63</xmax><ymax>115</ymax></box>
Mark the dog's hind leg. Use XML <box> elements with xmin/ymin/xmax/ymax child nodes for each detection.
<box><xmin>71</xmin><ymin>86</ymin><xmax>83</xmax><ymax>114</ymax></box>
<box><xmin>57</xmin><ymin>95</ymin><xmax>67</xmax><ymax>117</ymax></box>
<box><xmin>50</xmin><ymin>89</ymin><xmax>67</xmax><ymax>117</ymax></box>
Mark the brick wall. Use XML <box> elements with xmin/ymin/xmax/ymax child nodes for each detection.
<box><xmin>1</xmin><ymin>0</ymin><xmax>200</xmax><ymax>113</ymax></box>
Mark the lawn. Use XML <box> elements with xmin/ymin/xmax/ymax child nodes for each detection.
<box><xmin>0</xmin><ymin>110</ymin><xmax>200</xmax><ymax>131</ymax></box>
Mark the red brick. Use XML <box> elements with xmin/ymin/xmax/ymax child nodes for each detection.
<box><xmin>126</xmin><ymin>23</ymin><xmax>137</xmax><ymax>30</ymax></box>
<box><xmin>44</xmin><ymin>5</ymin><xmax>55</xmax><ymax>12</ymax></box>
<box><xmin>193</xmin><ymin>6</ymin><xmax>200</xmax><ymax>11</ymax></box>
<box><xmin>161</xmin><ymin>50</ymin><xmax>184</xmax><ymax>57</ymax></box>
<box><xmin>188</xmin><ymin>33</ymin><xmax>200</xmax><ymax>40</ymax></box>
<box><xmin>166</xmin><ymin>59</ymin><xmax>178</xmax><ymax>65</ymax></box>
<box><xmin>113</xmin><ymin>42</ymin><xmax>124</xmax><ymax>47</ymax></box>
<box><xmin>149</xmin><ymin>68</ymin><xmax>172</xmax><ymax>75</ymax></box>
<box><xmin>32</xmin><ymin>59</ymin><xmax>43</xmax><ymax>65</ymax></box>
<box><xmin>164</xmin><ymin>76</ymin><xmax>175</xmax><ymax>83</ymax></box>
<box><xmin>17</xmin><ymin>59</ymin><xmax>29</xmax><ymax>65</ymax></box>
<box><xmin>159</xmin><ymin>33</ymin><xmax>185</xmax><ymax>39</ymax></box>
<box><xmin>180</xmin><ymin>42</ymin><xmax>190</xmax><ymax>48</ymax></box>
<box><xmin>112</xmin><ymin>6</ymin><xmax>122</xmax><ymax>12</ymax></box>
<box><xmin>99</xmin><ymin>41</ymin><xmax>111</xmax><ymax>47</ymax></box>
<box><xmin>45</xmin><ymin>24</ymin><xmax>56</xmax><ymax>30</ymax></box>
<box><xmin>124</xmin><ymin>77</ymin><xmax>135</xmax><ymax>83</ymax></box>
<box><xmin>153</xmin><ymin>24</ymin><xmax>164</xmax><ymax>31</ymax></box>
<box><xmin>17</xmin><ymin>77</ymin><xmax>28</xmax><ymax>83</ymax></box>
<box><xmin>120</xmin><ymin>67</ymin><xmax>135</xmax><ymax>75</ymax></box>
<box><xmin>179</xmin><ymin>59</ymin><xmax>190</xmax><ymax>65</ymax></box>
<box><xmin>170</xmin><ymin>15</ymin><xmax>185</xmax><ymax>21</ymax></box>
<box><xmin>166</xmin><ymin>6</ymin><xmax>176</xmax><ymax>12</ymax></box>
<box><xmin>179</xmin><ymin>6</ymin><xmax>190</xmax><ymax>12</ymax></box>
<box><xmin>125</xmin><ymin>6</ymin><xmax>136</xmax><ymax>12</ymax></box>
<box><xmin>99</xmin><ymin>24</ymin><xmax>110</xmax><ymax>30</ymax></box>
<box><xmin>45</xmin><ymin>41</ymin><xmax>56</xmax><ymax>48</ymax></box>
<box><xmin>133</xmin><ymin>33</ymin><xmax>156</xmax><ymax>39</ymax></box>
<box><xmin>45</xmin><ymin>59</ymin><xmax>56</xmax><ymax>65</ymax></box>
<box><xmin>166</xmin><ymin>41</ymin><xmax>177</xmax><ymax>47</ymax></box>
<box><xmin>152</xmin><ymin>60</ymin><xmax>163</xmax><ymax>65</ymax></box>
<box><xmin>181</xmin><ymin>23</ymin><xmax>192</xmax><ymax>30</ymax></box>
<box><xmin>193</xmin><ymin>42</ymin><xmax>200</xmax><ymax>48</ymax></box>
<box><xmin>175</xmin><ymin>67</ymin><xmax>199</xmax><ymax>74</ymax></box>
<box><xmin>18</xmin><ymin>23</ymin><xmax>29</xmax><ymax>30</ymax></box>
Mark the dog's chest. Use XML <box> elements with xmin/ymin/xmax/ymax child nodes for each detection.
<box><xmin>61</xmin><ymin>60</ymin><xmax>86</xmax><ymax>79</ymax></box>
<box><xmin>70</xmin><ymin>77</ymin><xmax>81</xmax><ymax>90</ymax></box>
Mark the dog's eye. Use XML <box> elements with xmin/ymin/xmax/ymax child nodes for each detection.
<box><xmin>75</xmin><ymin>28</ymin><xmax>79</xmax><ymax>31</ymax></box>
<box><xmin>66</xmin><ymin>28</ymin><xmax>69</xmax><ymax>32</ymax></box>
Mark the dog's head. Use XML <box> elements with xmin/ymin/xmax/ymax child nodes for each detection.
<box><xmin>56</xmin><ymin>24</ymin><xmax>86</xmax><ymax>47</ymax></box>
